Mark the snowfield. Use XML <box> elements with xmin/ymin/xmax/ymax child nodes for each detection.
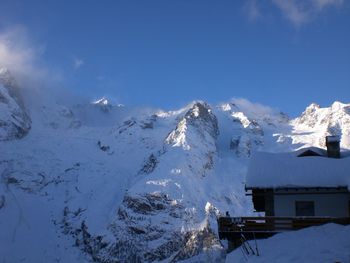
<box><xmin>1</xmin><ymin>68</ymin><xmax>350</xmax><ymax>262</ymax></box>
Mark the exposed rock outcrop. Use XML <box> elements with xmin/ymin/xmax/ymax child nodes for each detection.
<box><xmin>0</xmin><ymin>68</ymin><xmax>31</xmax><ymax>140</ymax></box>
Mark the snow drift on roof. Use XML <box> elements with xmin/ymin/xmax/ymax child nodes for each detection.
<box><xmin>246</xmin><ymin>149</ymin><xmax>350</xmax><ymax>189</ymax></box>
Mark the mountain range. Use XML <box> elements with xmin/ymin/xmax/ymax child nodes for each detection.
<box><xmin>1</xmin><ymin>68</ymin><xmax>350</xmax><ymax>262</ymax></box>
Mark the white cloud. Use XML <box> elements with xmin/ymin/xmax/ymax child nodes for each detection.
<box><xmin>243</xmin><ymin>0</ymin><xmax>262</xmax><ymax>21</ymax></box>
<box><xmin>312</xmin><ymin>0</ymin><xmax>344</xmax><ymax>10</ymax></box>
<box><xmin>73</xmin><ymin>57</ymin><xmax>84</xmax><ymax>69</ymax></box>
<box><xmin>0</xmin><ymin>24</ymin><xmax>68</xmax><ymax>108</ymax></box>
<box><xmin>0</xmin><ymin>26</ymin><xmax>47</xmax><ymax>81</ymax></box>
<box><xmin>230</xmin><ymin>98</ymin><xmax>278</xmax><ymax>118</ymax></box>
<box><xmin>0</xmin><ymin>25</ymin><xmax>69</xmax><ymax>109</ymax></box>
<box><xmin>272</xmin><ymin>0</ymin><xmax>309</xmax><ymax>27</ymax></box>
<box><xmin>243</xmin><ymin>0</ymin><xmax>345</xmax><ymax>27</ymax></box>
<box><xmin>271</xmin><ymin>0</ymin><xmax>344</xmax><ymax>27</ymax></box>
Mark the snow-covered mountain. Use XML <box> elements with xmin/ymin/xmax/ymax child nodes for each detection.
<box><xmin>1</xmin><ymin>70</ymin><xmax>350</xmax><ymax>262</ymax></box>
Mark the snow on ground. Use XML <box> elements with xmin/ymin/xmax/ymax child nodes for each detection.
<box><xmin>226</xmin><ymin>223</ymin><xmax>350</xmax><ymax>263</ymax></box>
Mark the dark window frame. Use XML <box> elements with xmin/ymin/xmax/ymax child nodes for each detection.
<box><xmin>295</xmin><ymin>201</ymin><xmax>315</xmax><ymax>216</ymax></box>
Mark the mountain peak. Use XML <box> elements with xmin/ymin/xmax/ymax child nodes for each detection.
<box><xmin>331</xmin><ymin>101</ymin><xmax>348</xmax><ymax>111</ymax></box>
<box><xmin>92</xmin><ymin>97</ymin><xmax>113</xmax><ymax>113</ymax></box>
<box><xmin>165</xmin><ymin>101</ymin><xmax>218</xmax><ymax>149</ymax></box>
<box><xmin>185</xmin><ymin>101</ymin><xmax>219</xmax><ymax>139</ymax></box>
<box><xmin>305</xmin><ymin>102</ymin><xmax>320</xmax><ymax>111</ymax></box>
<box><xmin>93</xmin><ymin>97</ymin><xmax>109</xmax><ymax>106</ymax></box>
<box><xmin>186</xmin><ymin>101</ymin><xmax>212</xmax><ymax>119</ymax></box>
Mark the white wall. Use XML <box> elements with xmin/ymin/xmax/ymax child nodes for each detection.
<box><xmin>274</xmin><ymin>193</ymin><xmax>350</xmax><ymax>217</ymax></box>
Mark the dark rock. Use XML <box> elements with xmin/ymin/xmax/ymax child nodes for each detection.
<box><xmin>118</xmin><ymin>119</ymin><xmax>137</xmax><ymax>134</ymax></box>
<box><xmin>128</xmin><ymin>226</ymin><xmax>146</xmax><ymax>235</ymax></box>
<box><xmin>139</xmin><ymin>154</ymin><xmax>158</xmax><ymax>174</ymax></box>
<box><xmin>97</xmin><ymin>141</ymin><xmax>110</xmax><ymax>152</ymax></box>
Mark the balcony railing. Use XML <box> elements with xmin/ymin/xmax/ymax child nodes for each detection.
<box><xmin>218</xmin><ymin>216</ymin><xmax>350</xmax><ymax>240</ymax></box>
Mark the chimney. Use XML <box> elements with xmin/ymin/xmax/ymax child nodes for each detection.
<box><xmin>325</xmin><ymin>135</ymin><xmax>340</xmax><ymax>158</ymax></box>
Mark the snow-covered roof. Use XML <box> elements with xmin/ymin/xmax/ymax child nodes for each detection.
<box><xmin>246</xmin><ymin>148</ymin><xmax>350</xmax><ymax>189</ymax></box>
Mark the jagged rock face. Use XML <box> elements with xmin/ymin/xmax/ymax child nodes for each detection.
<box><xmin>108</xmin><ymin>194</ymin><xmax>224</xmax><ymax>262</ymax></box>
<box><xmin>166</xmin><ymin>102</ymin><xmax>219</xmax><ymax>150</ymax></box>
<box><xmin>104</xmin><ymin>102</ymin><xmax>223</xmax><ymax>262</ymax></box>
<box><xmin>0</xmin><ymin>68</ymin><xmax>31</xmax><ymax>141</ymax></box>
<box><xmin>184</xmin><ymin>102</ymin><xmax>219</xmax><ymax>140</ymax></box>
<box><xmin>164</xmin><ymin>102</ymin><xmax>218</xmax><ymax>175</ymax></box>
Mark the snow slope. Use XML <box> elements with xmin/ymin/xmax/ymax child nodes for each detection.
<box><xmin>1</xmin><ymin>71</ymin><xmax>350</xmax><ymax>262</ymax></box>
<box><xmin>226</xmin><ymin>223</ymin><xmax>350</xmax><ymax>263</ymax></box>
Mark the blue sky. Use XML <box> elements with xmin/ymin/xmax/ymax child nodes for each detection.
<box><xmin>0</xmin><ymin>0</ymin><xmax>349</xmax><ymax>116</ymax></box>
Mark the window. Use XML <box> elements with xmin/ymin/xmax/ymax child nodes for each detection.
<box><xmin>295</xmin><ymin>201</ymin><xmax>315</xmax><ymax>216</ymax></box>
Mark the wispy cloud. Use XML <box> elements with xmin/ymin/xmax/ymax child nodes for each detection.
<box><xmin>73</xmin><ymin>57</ymin><xmax>84</xmax><ymax>69</ymax></box>
<box><xmin>0</xmin><ymin>24</ymin><xmax>69</xmax><ymax>105</ymax></box>
<box><xmin>0</xmin><ymin>25</ymin><xmax>68</xmax><ymax>108</ymax></box>
<box><xmin>0</xmin><ymin>25</ymin><xmax>47</xmax><ymax>81</ymax></box>
<box><xmin>230</xmin><ymin>98</ymin><xmax>278</xmax><ymax>118</ymax></box>
<box><xmin>271</xmin><ymin>0</ymin><xmax>310</xmax><ymax>27</ymax></box>
<box><xmin>243</xmin><ymin>0</ymin><xmax>262</xmax><ymax>21</ymax></box>
<box><xmin>312</xmin><ymin>0</ymin><xmax>344</xmax><ymax>10</ymax></box>
<box><xmin>271</xmin><ymin>0</ymin><xmax>344</xmax><ymax>27</ymax></box>
<box><xmin>243</xmin><ymin>0</ymin><xmax>344</xmax><ymax>27</ymax></box>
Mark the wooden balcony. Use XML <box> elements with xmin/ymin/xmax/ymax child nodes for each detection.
<box><xmin>218</xmin><ymin>216</ymin><xmax>350</xmax><ymax>241</ymax></box>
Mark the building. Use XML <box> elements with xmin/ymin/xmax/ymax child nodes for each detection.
<box><xmin>218</xmin><ymin>136</ymin><xmax>350</xmax><ymax>247</ymax></box>
<box><xmin>246</xmin><ymin>136</ymin><xmax>350</xmax><ymax>217</ymax></box>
